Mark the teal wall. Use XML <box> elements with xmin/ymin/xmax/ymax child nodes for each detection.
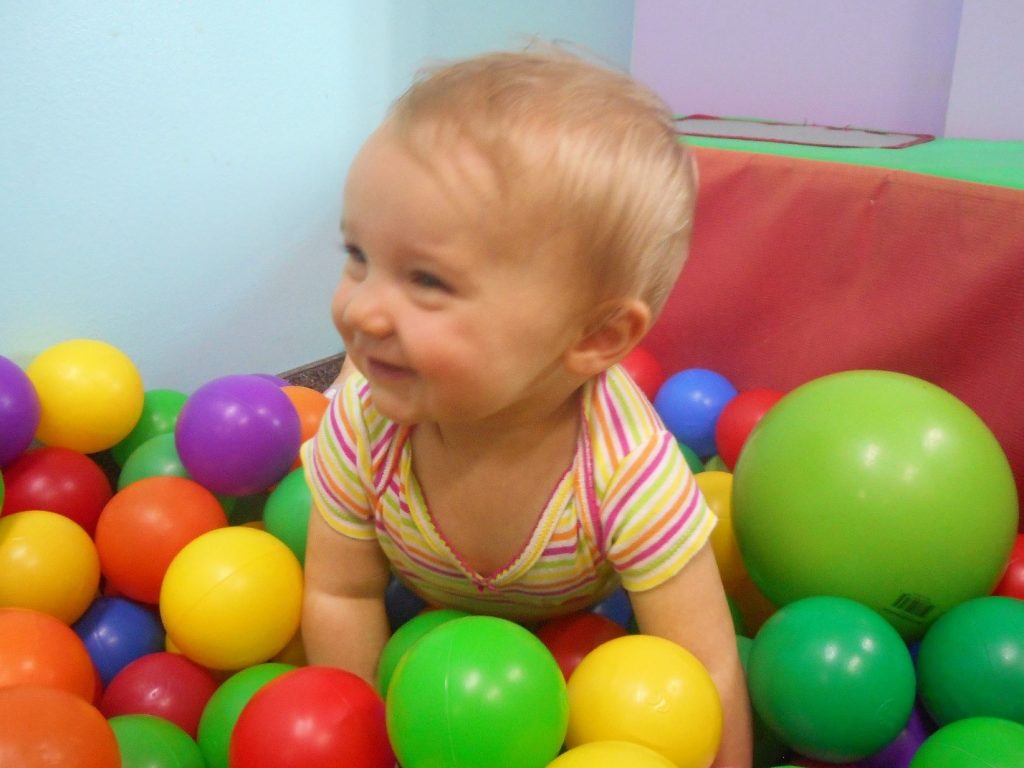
<box><xmin>0</xmin><ymin>1</ymin><xmax>633</xmax><ymax>391</ymax></box>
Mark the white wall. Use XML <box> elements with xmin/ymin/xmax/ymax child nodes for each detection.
<box><xmin>945</xmin><ymin>0</ymin><xmax>1024</xmax><ymax>139</ymax></box>
<box><xmin>0</xmin><ymin>1</ymin><xmax>633</xmax><ymax>392</ymax></box>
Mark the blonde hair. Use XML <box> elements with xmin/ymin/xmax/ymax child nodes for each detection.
<box><xmin>387</xmin><ymin>47</ymin><xmax>697</xmax><ymax>318</ymax></box>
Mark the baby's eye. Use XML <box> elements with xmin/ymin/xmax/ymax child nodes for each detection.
<box><xmin>343</xmin><ymin>243</ymin><xmax>366</xmax><ymax>264</ymax></box>
<box><xmin>411</xmin><ymin>271</ymin><xmax>450</xmax><ymax>292</ymax></box>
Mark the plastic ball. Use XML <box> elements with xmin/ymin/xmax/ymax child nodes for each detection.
<box><xmin>908</xmin><ymin>717</ymin><xmax>1024</xmax><ymax>768</ymax></box>
<box><xmin>677</xmin><ymin>440</ymin><xmax>705</xmax><ymax>473</ymax></box>
<box><xmin>384</xmin><ymin>576</ymin><xmax>428</xmax><ymax>631</ymax></box>
<box><xmin>654</xmin><ymin>368</ymin><xmax>737</xmax><ymax>457</ymax></box>
<box><xmin>565</xmin><ymin>634</ymin><xmax>722</xmax><ymax>768</ymax></box>
<box><xmin>109</xmin><ymin>714</ymin><xmax>205</xmax><ymax>768</ymax></box>
<box><xmin>733</xmin><ymin>370</ymin><xmax>1018</xmax><ymax>640</ymax></box>
<box><xmin>0</xmin><ymin>510</ymin><xmax>100</xmax><ymax>623</ymax></box>
<box><xmin>95</xmin><ymin>476</ymin><xmax>227</xmax><ymax>604</ymax></box>
<box><xmin>110</xmin><ymin>388</ymin><xmax>189</xmax><ymax>465</ymax></box>
<box><xmin>549</xmin><ymin>740</ymin><xmax>678</xmax><ymax>767</ymax></box>
<box><xmin>196</xmin><ymin>662</ymin><xmax>295</xmax><ymax>768</ymax></box>
<box><xmin>695</xmin><ymin>470</ymin><xmax>747</xmax><ymax>592</ymax></box>
<box><xmin>160</xmin><ymin>526</ymin><xmax>303</xmax><ymax>670</ymax></box>
<box><xmin>713</xmin><ymin>387</ymin><xmax>783</xmax><ymax>469</ymax></box>
<box><xmin>73</xmin><ymin>596</ymin><xmax>165</xmax><ymax>687</ymax></box>
<box><xmin>231</xmin><ymin>666</ymin><xmax>393</xmax><ymax>768</ymax></box>
<box><xmin>536</xmin><ymin>611</ymin><xmax>627</xmax><ymax>681</ymax></box>
<box><xmin>1</xmin><ymin>446</ymin><xmax>113</xmax><ymax>535</ymax></box>
<box><xmin>117</xmin><ymin>432</ymin><xmax>188</xmax><ymax>489</ymax></box>
<box><xmin>590</xmin><ymin>586</ymin><xmax>634</xmax><ymax>628</ymax></box>
<box><xmin>26</xmin><ymin>338</ymin><xmax>144</xmax><ymax>454</ymax></box>
<box><xmin>377</xmin><ymin>608</ymin><xmax>468</xmax><ymax>697</ymax></box>
<box><xmin>992</xmin><ymin>533</ymin><xmax>1024</xmax><ymax>599</ymax></box>
<box><xmin>747</xmin><ymin>595</ymin><xmax>916</xmax><ymax>763</ymax></box>
<box><xmin>175</xmin><ymin>374</ymin><xmax>301</xmax><ymax>496</ymax></box>
<box><xmin>621</xmin><ymin>346</ymin><xmax>666</xmax><ymax>401</ymax></box>
<box><xmin>263</xmin><ymin>467</ymin><xmax>311</xmax><ymax>564</ymax></box>
<box><xmin>0</xmin><ymin>607</ymin><xmax>97</xmax><ymax>700</ymax></box>
<box><xmin>99</xmin><ymin>651</ymin><xmax>218</xmax><ymax>738</ymax></box>
<box><xmin>916</xmin><ymin>596</ymin><xmax>1024</xmax><ymax>725</ymax></box>
<box><xmin>387</xmin><ymin>616</ymin><xmax>568</xmax><ymax>768</ymax></box>
<box><xmin>281</xmin><ymin>385</ymin><xmax>329</xmax><ymax>467</ymax></box>
<box><xmin>0</xmin><ymin>354</ymin><xmax>40</xmax><ymax>467</ymax></box>
<box><xmin>0</xmin><ymin>685</ymin><xmax>120</xmax><ymax>767</ymax></box>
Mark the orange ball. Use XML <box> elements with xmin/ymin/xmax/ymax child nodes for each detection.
<box><xmin>0</xmin><ymin>685</ymin><xmax>120</xmax><ymax>767</ymax></box>
<box><xmin>95</xmin><ymin>476</ymin><xmax>227</xmax><ymax>604</ymax></box>
<box><xmin>0</xmin><ymin>607</ymin><xmax>97</xmax><ymax>701</ymax></box>
<box><xmin>281</xmin><ymin>385</ymin><xmax>329</xmax><ymax>469</ymax></box>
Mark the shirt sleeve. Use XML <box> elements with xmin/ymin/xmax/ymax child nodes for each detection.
<box><xmin>300</xmin><ymin>373</ymin><xmax>377</xmax><ymax>541</ymax></box>
<box><xmin>600</xmin><ymin>430</ymin><xmax>716</xmax><ymax>592</ymax></box>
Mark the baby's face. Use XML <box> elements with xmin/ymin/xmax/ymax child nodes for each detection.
<box><xmin>332</xmin><ymin>125</ymin><xmax>592</xmax><ymax>427</ymax></box>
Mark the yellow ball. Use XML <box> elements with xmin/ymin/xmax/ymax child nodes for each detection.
<box><xmin>565</xmin><ymin>635</ymin><xmax>723</xmax><ymax>768</ymax></box>
<box><xmin>159</xmin><ymin>526</ymin><xmax>303</xmax><ymax>671</ymax></box>
<box><xmin>27</xmin><ymin>339</ymin><xmax>144</xmax><ymax>453</ymax></box>
<box><xmin>0</xmin><ymin>510</ymin><xmax>100</xmax><ymax>624</ymax></box>
<box><xmin>548</xmin><ymin>740</ymin><xmax>678</xmax><ymax>767</ymax></box>
<box><xmin>696</xmin><ymin>471</ymin><xmax>748</xmax><ymax>592</ymax></box>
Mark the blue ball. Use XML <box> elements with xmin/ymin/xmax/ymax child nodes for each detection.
<box><xmin>73</xmin><ymin>596</ymin><xmax>165</xmax><ymax>686</ymax></box>
<box><xmin>653</xmin><ymin>368</ymin><xmax>737</xmax><ymax>457</ymax></box>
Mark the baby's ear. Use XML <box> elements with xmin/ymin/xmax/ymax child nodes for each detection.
<box><xmin>565</xmin><ymin>298</ymin><xmax>651</xmax><ymax>378</ymax></box>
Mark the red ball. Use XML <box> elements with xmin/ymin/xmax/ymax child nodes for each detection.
<box><xmin>94</xmin><ymin>476</ymin><xmax>227</xmax><ymax>604</ymax></box>
<box><xmin>1</xmin><ymin>446</ymin><xmax>113</xmax><ymax>536</ymax></box>
<box><xmin>99</xmin><ymin>651</ymin><xmax>218</xmax><ymax>738</ymax></box>
<box><xmin>536</xmin><ymin>612</ymin><xmax>627</xmax><ymax>681</ymax></box>
<box><xmin>993</xmin><ymin>533</ymin><xmax>1024</xmax><ymax>599</ymax></box>
<box><xmin>714</xmin><ymin>388</ymin><xmax>784</xmax><ymax>469</ymax></box>
<box><xmin>230</xmin><ymin>666</ymin><xmax>393</xmax><ymax>768</ymax></box>
<box><xmin>620</xmin><ymin>347</ymin><xmax>666</xmax><ymax>402</ymax></box>
<box><xmin>0</xmin><ymin>685</ymin><xmax>120</xmax><ymax>768</ymax></box>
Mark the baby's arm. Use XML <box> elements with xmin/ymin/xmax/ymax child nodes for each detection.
<box><xmin>302</xmin><ymin>506</ymin><xmax>392</xmax><ymax>685</ymax></box>
<box><xmin>629</xmin><ymin>544</ymin><xmax>753</xmax><ymax>768</ymax></box>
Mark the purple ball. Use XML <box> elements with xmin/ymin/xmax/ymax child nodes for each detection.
<box><xmin>856</xmin><ymin>704</ymin><xmax>934</xmax><ymax>768</ymax></box>
<box><xmin>0</xmin><ymin>355</ymin><xmax>41</xmax><ymax>467</ymax></box>
<box><xmin>175</xmin><ymin>374</ymin><xmax>301</xmax><ymax>496</ymax></box>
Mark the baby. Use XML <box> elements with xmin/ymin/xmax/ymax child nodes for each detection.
<box><xmin>302</xmin><ymin>48</ymin><xmax>752</xmax><ymax>767</ymax></box>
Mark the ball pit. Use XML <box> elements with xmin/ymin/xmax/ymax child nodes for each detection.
<box><xmin>231</xmin><ymin>666</ymin><xmax>393</xmax><ymax>768</ymax></box>
<box><xmin>175</xmin><ymin>374</ymin><xmax>301</xmax><ymax>496</ymax></box>
<box><xmin>160</xmin><ymin>526</ymin><xmax>303</xmax><ymax>670</ymax></box>
<box><xmin>734</xmin><ymin>369</ymin><xmax>1018</xmax><ymax>640</ymax></box>
<box><xmin>713</xmin><ymin>387</ymin><xmax>783</xmax><ymax>469</ymax></box>
<box><xmin>535</xmin><ymin>610</ymin><xmax>627</xmax><ymax>682</ymax></box>
<box><xmin>387</xmin><ymin>616</ymin><xmax>568</xmax><ymax>768</ymax></box>
<box><xmin>26</xmin><ymin>338</ymin><xmax>145</xmax><ymax>454</ymax></box>
<box><xmin>565</xmin><ymin>634</ymin><xmax>722</xmax><ymax>768</ymax></box>
<box><xmin>653</xmin><ymin>367</ymin><xmax>737</xmax><ymax>457</ymax></box>
<box><xmin>0</xmin><ymin>509</ymin><xmax>100</xmax><ymax>623</ymax></box>
<box><xmin>262</xmin><ymin>467</ymin><xmax>312</xmax><ymax>564</ymax></box>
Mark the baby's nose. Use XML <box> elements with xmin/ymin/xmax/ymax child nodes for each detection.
<box><xmin>342</xmin><ymin>281</ymin><xmax>393</xmax><ymax>338</ymax></box>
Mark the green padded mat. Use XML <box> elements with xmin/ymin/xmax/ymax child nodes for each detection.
<box><xmin>684</xmin><ymin>135</ymin><xmax>1024</xmax><ymax>191</ymax></box>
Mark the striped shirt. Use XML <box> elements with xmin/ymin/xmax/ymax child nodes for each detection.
<box><xmin>302</xmin><ymin>365</ymin><xmax>715</xmax><ymax>622</ymax></box>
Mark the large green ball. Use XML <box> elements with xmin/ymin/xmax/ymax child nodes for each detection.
<box><xmin>917</xmin><ymin>596</ymin><xmax>1024</xmax><ymax>726</ymax></box>
<box><xmin>748</xmin><ymin>595</ymin><xmax>916</xmax><ymax>763</ymax></box>
<box><xmin>386</xmin><ymin>615</ymin><xmax>568</xmax><ymax>768</ymax></box>
<box><xmin>733</xmin><ymin>370</ymin><xmax>1017</xmax><ymax>640</ymax></box>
